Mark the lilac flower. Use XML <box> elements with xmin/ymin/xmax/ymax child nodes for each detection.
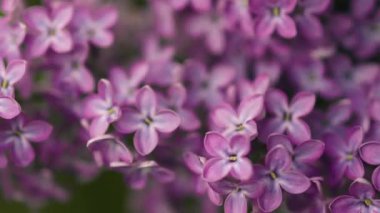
<box><xmin>116</xmin><ymin>86</ymin><xmax>180</xmax><ymax>156</ymax></box>
<box><xmin>51</xmin><ymin>45</ymin><xmax>94</xmax><ymax>93</ymax></box>
<box><xmin>86</xmin><ymin>134</ymin><xmax>133</xmax><ymax>168</ymax></box>
<box><xmin>183</xmin><ymin>152</ymin><xmax>222</xmax><ymax>206</ymax></box>
<box><xmin>168</xmin><ymin>0</ymin><xmax>210</xmax><ymax>11</ymax></box>
<box><xmin>211</xmin><ymin>95</ymin><xmax>263</xmax><ymax>139</ymax></box>
<box><xmin>118</xmin><ymin>160</ymin><xmax>175</xmax><ymax>189</ymax></box>
<box><xmin>324</xmin><ymin>126</ymin><xmax>366</xmax><ymax>182</ymax></box>
<box><xmin>24</xmin><ymin>4</ymin><xmax>73</xmax><ymax>57</ymax></box>
<box><xmin>360</xmin><ymin>141</ymin><xmax>380</xmax><ymax>191</ymax></box>
<box><xmin>0</xmin><ymin>58</ymin><xmax>26</xmax><ymax>97</ymax></box>
<box><xmin>267</xmin><ymin>134</ymin><xmax>325</xmax><ymax>172</ymax></box>
<box><xmin>294</xmin><ymin>0</ymin><xmax>330</xmax><ymax>39</ymax></box>
<box><xmin>330</xmin><ymin>178</ymin><xmax>380</xmax><ymax>213</ymax></box>
<box><xmin>238</xmin><ymin>74</ymin><xmax>270</xmax><ymax>101</ymax></box>
<box><xmin>0</xmin><ymin>22</ymin><xmax>26</xmax><ymax>59</ymax></box>
<box><xmin>209</xmin><ymin>179</ymin><xmax>263</xmax><ymax>213</ymax></box>
<box><xmin>262</xmin><ymin>90</ymin><xmax>316</xmax><ymax>144</ymax></box>
<box><xmin>109</xmin><ymin>62</ymin><xmax>148</xmax><ymax>106</ymax></box>
<box><xmin>159</xmin><ymin>84</ymin><xmax>200</xmax><ymax>131</ymax></box>
<box><xmin>71</xmin><ymin>6</ymin><xmax>118</xmax><ymax>48</ymax></box>
<box><xmin>252</xmin><ymin>0</ymin><xmax>297</xmax><ymax>38</ymax></box>
<box><xmin>254</xmin><ymin>145</ymin><xmax>311</xmax><ymax>212</ymax></box>
<box><xmin>0</xmin><ymin>96</ymin><xmax>20</xmax><ymax>119</ymax></box>
<box><xmin>83</xmin><ymin>79</ymin><xmax>121</xmax><ymax>137</ymax></box>
<box><xmin>202</xmin><ymin>132</ymin><xmax>253</xmax><ymax>182</ymax></box>
<box><xmin>0</xmin><ymin>116</ymin><xmax>53</xmax><ymax>167</ymax></box>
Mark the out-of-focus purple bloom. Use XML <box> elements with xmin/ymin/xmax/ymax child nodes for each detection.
<box><xmin>324</xmin><ymin>126</ymin><xmax>366</xmax><ymax>183</ymax></box>
<box><xmin>294</xmin><ymin>0</ymin><xmax>330</xmax><ymax>39</ymax></box>
<box><xmin>109</xmin><ymin>62</ymin><xmax>148</xmax><ymax>106</ymax></box>
<box><xmin>0</xmin><ymin>58</ymin><xmax>26</xmax><ymax>97</ymax></box>
<box><xmin>159</xmin><ymin>84</ymin><xmax>200</xmax><ymax>131</ymax></box>
<box><xmin>238</xmin><ymin>74</ymin><xmax>270</xmax><ymax>101</ymax></box>
<box><xmin>83</xmin><ymin>79</ymin><xmax>121</xmax><ymax>137</ymax></box>
<box><xmin>212</xmin><ymin>95</ymin><xmax>263</xmax><ymax>139</ymax></box>
<box><xmin>71</xmin><ymin>5</ymin><xmax>118</xmax><ymax>48</ymax></box>
<box><xmin>330</xmin><ymin>178</ymin><xmax>380</xmax><ymax>213</ymax></box>
<box><xmin>168</xmin><ymin>0</ymin><xmax>210</xmax><ymax>11</ymax></box>
<box><xmin>262</xmin><ymin>90</ymin><xmax>315</xmax><ymax>144</ymax></box>
<box><xmin>267</xmin><ymin>134</ymin><xmax>324</xmax><ymax>173</ymax></box>
<box><xmin>0</xmin><ymin>96</ymin><xmax>21</xmax><ymax>119</ymax></box>
<box><xmin>254</xmin><ymin>145</ymin><xmax>311</xmax><ymax>212</ymax></box>
<box><xmin>351</xmin><ymin>0</ymin><xmax>375</xmax><ymax>19</ymax></box>
<box><xmin>209</xmin><ymin>179</ymin><xmax>263</xmax><ymax>213</ymax></box>
<box><xmin>202</xmin><ymin>132</ymin><xmax>253</xmax><ymax>182</ymax></box>
<box><xmin>116</xmin><ymin>86</ymin><xmax>180</xmax><ymax>156</ymax></box>
<box><xmin>0</xmin><ymin>21</ymin><xmax>26</xmax><ymax>59</ymax></box>
<box><xmin>251</xmin><ymin>0</ymin><xmax>297</xmax><ymax>38</ymax></box>
<box><xmin>87</xmin><ymin>134</ymin><xmax>133</xmax><ymax>168</ymax></box>
<box><xmin>360</xmin><ymin>141</ymin><xmax>380</xmax><ymax>191</ymax></box>
<box><xmin>118</xmin><ymin>160</ymin><xmax>175</xmax><ymax>190</ymax></box>
<box><xmin>0</xmin><ymin>116</ymin><xmax>52</xmax><ymax>167</ymax></box>
<box><xmin>24</xmin><ymin>4</ymin><xmax>73</xmax><ymax>57</ymax></box>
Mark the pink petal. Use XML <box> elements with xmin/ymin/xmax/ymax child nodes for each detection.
<box><xmin>257</xmin><ymin>182</ymin><xmax>283</xmax><ymax>212</ymax></box>
<box><xmin>266</xmin><ymin>89</ymin><xmax>288</xmax><ymax>116</ymax></box>
<box><xmin>266</xmin><ymin>146</ymin><xmax>291</xmax><ymax>171</ymax></box>
<box><xmin>6</xmin><ymin>60</ymin><xmax>26</xmax><ymax>85</ymax></box>
<box><xmin>261</xmin><ymin>118</ymin><xmax>287</xmax><ymax>141</ymax></box>
<box><xmin>267</xmin><ymin>134</ymin><xmax>294</xmax><ymax>152</ymax></box>
<box><xmin>0</xmin><ymin>97</ymin><xmax>20</xmax><ymax>119</ymax></box>
<box><xmin>178</xmin><ymin>109</ymin><xmax>200</xmax><ymax>131</ymax></box>
<box><xmin>372</xmin><ymin>166</ymin><xmax>380</xmax><ymax>191</ymax></box>
<box><xmin>238</xmin><ymin>95</ymin><xmax>264</xmax><ymax>121</ymax></box>
<box><xmin>83</xmin><ymin>96</ymin><xmax>108</xmax><ymax>118</ymax></box>
<box><xmin>276</xmin><ymin>15</ymin><xmax>297</xmax><ymax>38</ymax></box>
<box><xmin>329</xmin><ymin>195</ymin><xmax>361</xmax><ymax>213</ymax></box>
<box><xmin>154</xmin><ymin>110</ymin><xmax>180</xmax><ymax>133</ymax></box>
<box><xmin>169</xmin><ymin>0</ymin><xmax>188</xmax><ymax>10</ymax></box>
<box><xmin>24</xmin><ymin>7</ymin><xmax>50</xmax><ymax>31</ymax></box>
<box><xmin>89</xmin><ymin>116</ymin><xmax>109</xmax><ymax>137</ymax></box>
<box><xmin>224</xmin><ymin>192</ymin><xmax>247</xmax><ymax>213</ymax></box>
<box><xmin>360</xmin><ymin>142</ymin><xmax>380</xmax><ymax>165</ymax></box>
<box><xmin>294</xmin><ymin>140</ymin><xmax>325</xmax><ymax>163</ymax></box>
<box><xmin>255</xmin><ymin>15</ymin><xmax>276</xmax><ymax>38</ymax></box>
<box><xmin>23</xmin><ymin>121</ymin><xmax>52</xmax><ymax>142</ymax></box>
<box><xmin>210</xmin><ymin>64</ymin><xmax>235</xmax><ymax>88</ymax></box>
<box><xmin>204</xmin><ymin>132</ymin><xmax>229</xmax><ymax>157</ymax></box>
<box><xmin>230</xmin><ymin>135</ymin><xmax>250</xmax><ymax>156</ymax></box>
<box><xmin>203</xmin><ymin>158</ymin><xmax>231</xmax><ymax>182</ymax></box>
<box><xmin>115</xmin><ymin>108</ymin><xmax>143</xmax><ymax>133</ymax></box>
<box><xmin>347</xmin><ymin>126</ymin><xmax>363</xmax><ymax>151</ymax></box>
<box><xmin>11</xmin><ymin>139</ymin><xmax>35</xmax><ymax>167</ymax></box>
<box><xmin>52</xmin><ymin>4</ymin><xmax>73</xmax><ymax>28</ymax></box>
<box><xmin>29</xmin><ymin>35</ymin><xmax>51</xmax><ymax>57</ymax></box>
<box><xmin>98</xmin><ymin>79</ymin><xmax>113</xmax><ymax>102</ymax></box>
<box><xmin>287</xmin><ymin>119</ymin><xmax>311</xmax><ymax>144</ymax></box>
<box><xmin>136</xmin><ymin>86</ymin><xmax>157</xmax><ymax>115</ymax></box>
<box><xmin>231</xmin><ymin>158</ymin><xmax>253</xmax><ymax>180</ymax></box>
<box><xmin>183</xmin><ymin>152</ymin><xmax>204</xmax><ymax>174</ymax></box>
<box><xmin>192</xmin><ymin>0</ymin><xmax>211</xmax><ymax>11</ymax></box>
<box><xmin>345</xmin><ymin>157</ymin><xmax>365</xmax><ymax>180</ymax></box>
<box><xmin>51</xmin><ymin>31</ymin><xmax>73</xmax><ymax>53</ymax></box>
<box><xmin>133</xmin><ymin>126</ymin><xmax>158</xmax><ymax>156</ymax></box>
<box><xmin>212</xmin><ymin>104</ymin><xmax>237</xmax><ymax>128</ymax></box>
<box><xmin>91</xmin><ymin>30</ymin><xmax>114</xmax><ymax>48</ymax></box>
<box><xmin>168</xmin><ymin>83</ymin><xmax>186</xmax><ymax>107</ymax></box>
<box><xmin>95</xmin><ymin>6</ymin><xmax>118</xmax><ymax>28</ymax></box>
<box><xmin>129</xmin><ymin>62</ymin><xmax>148</xmax><ymax>87</ymax></box>
<box><xmin>290</xmin><ymin>92</ymin><xmax>316</xmax><ymax>117</ymax></box>
<box><xmin>278</xmin><ymin>171</ymin><xmax>311</xmax><ymax>194</ymax></box>
<box><xmin>206</xmin><ymin>26</ymin><xmax>225</xmax><ymax>54</ymax></box>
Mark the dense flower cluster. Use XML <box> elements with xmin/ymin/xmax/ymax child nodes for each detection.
<box><xmin>1</xmin><ymin>0</ymin><xmax>380</xmax><ymax>212</ymax></box>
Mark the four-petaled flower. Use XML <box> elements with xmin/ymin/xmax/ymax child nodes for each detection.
<box><xmin>203</xmin><ymin>132</ymin><xmax>253</xmax><ymax>182</ymax></box>
<box><xmin>0</xmin><ymin>58</ymin><xmax>26</xmax><ymax>97</ymax></box>
<box><xmin>116</xmin><ymin>86</ymin><xmax>180</xmax><ymax>156</ymax></box>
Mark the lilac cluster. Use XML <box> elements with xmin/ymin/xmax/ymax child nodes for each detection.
<box><xmin>1</xmin><ymin>0</ymin><xmax>380</xmax><ymax>212</ymax></box>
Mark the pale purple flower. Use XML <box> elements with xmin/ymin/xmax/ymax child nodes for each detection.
<box><xmin>24</xmin><ymin>4</ymin><xmax>73</xmax><ymax>57</ymax></box>
<box><xmin>202</xmin><ymin>132</ymin><xmax>253</xmax><ymax>182</ymax></box>
<box><xmin>116</xmin><ymin>86</ymin><xmax>180</xmax><ymax>156</ymax></box>
<box><xmin>294</xmin><ymin>0</ymin><xmax>330</xmax><ymax>39</ymax></box>
<box><xmin>168</xmin><ymin>0</ymin><xmax>210</xmax><ymax>11</ymax></box>
<box><xmin>252</xmin><ymin>0</ymin><xmax>297</xmax><ymax>38</ymax></box>
<box><xmin>211</xmin><ymin>94</ymin><xmax>263</xmax><ymax>139</ymax></box>
<box><xmin>51</xmin><ymin>45</ymin><xmax>94</xmax><ymax>93</ymax></box>
<box><xmin>254</xmin><ymin>145</ymin><xmax>311</xmax><ymax>212</ymax></box>
<box><xmin>0</xmin><ymin>22</ymin><xmax>26</xmax><ymax>59</ymax></box>
<box><xmin>159</xmin><ymin>84</ymin><xmax>200</xmax><ymax>131</ymax></box>
<box><xmin>0</xmin><ymin>58</ymin><xmax>26</xmax><ymax>97</ymax></box>
<box><xmin>330</xmin><ymin>178</ymin><xmax>380</xmax><ymax>213</ymax></box>
<box><xmin>267</xmin><ymin>134</ymin><xmax>325</xmax><ymax>173</ymax></box>
<box><xmin>0</xmin><ymin>116</ymin><xmax>53</xmax><ymax>167</ymax></box>
<box><xmin>324</xmin><ymin>126</ymin><xmax>366</xmax><ymax>183</ymax></box>
<box><xmin>118</xmin><ymin>160</ymin><xmax>175</xmax><ymax>189</ymax></box>
<box><xmin>209</xmin><ymin>179</ymin><xmax>263</xmax><ymax>213</ymax></box>
<box><xmin>83</xmin><ymin>79</ymin><xmax>121</xmax><ymax>137</ymax></box>
<box><xmin>152</xmin><ymin>0</ymin><xmax>175</xmax><ymax>38</ymax></box>
<box><xmin>109</xmin><ymin>62</ymin><xmax>148</xmax><ymax>106</ymax></box>
<box><xmin>262</xmin><ymin>90</ymin><xmax>316</xmax><ymax>144</ymax></box>
<box><xmin>86</xmin><ymin>134</ymin><xmax>133</xmax><ymax>168</ymax></box>
<box><xmin>360</xmin><ymin>141</ymin><xmax>380</xmax><ymax>191</ymax></box>
<box><xmin>238</xmin><ymin>74</ymin><xmax>270</xmax><ymax>101</ymax></box>
<box><xmin>71</xmin><ymin>5</ymin><xmax>118</xmax><ymax>47</ymax></box>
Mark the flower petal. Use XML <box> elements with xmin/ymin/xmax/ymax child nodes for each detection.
<box><xmin>345</xmin><ymin>157</ymin><xmax>365</xmax><ymax>180</ymax></box>
<box><xmin>89</xmin><ymin>116</ymin><xmax>109</xmax><ymax>137</ymax></box>
<box><xmin>51</xmin><ymin>31</ymin><xmax>73</xmax><ymax>53</ymax></box>
<box><xmin>360</xmin><ymin>142</ymin><xmax>380</xmax><ymax>165</ymax></box>
<box><xmin>238</xmin><ymin>95</ymin><xmax>264</xmax><ymax>121</ymax></box>
<box><xmin>133</xmin><ymin>126</ymin><xmax>158</xmax><ymax>156</ymax></box>
<box><xmin>278</xmin><ymin>171</ymin><xmax>311</xmax><ymax>194</ymax></box>
<box><xmin>287</xmin><ymin>118</ymin><xmax>311</xmax><ymax>144</ymax></box>
<box><xmin>154</xmin><ymin>110</ymin><xmax>180</xmax><ymax>133</ymax></box>
<box><xmin>257</xmin><ymin>182</ymin><xmax>282</xmax><ymax>212</ymax></box>
<box><xmin>0</xmin><ymin>97</ymin><xmax>20</xmax><ymax>119</ymax></box>
<box><xmin>212</xmin><ymin>104</ymin><xmax>238</xmax><ymax>128</ymax></box>
<box><xmin>224</xmin><ymin>192</ymin><xmax>247</xmax><ymax>213</ymax></box>
<box><xmin>265</xmin><ymin>145</ymin><xmax>291</xmax><ymax>171</ymax></box>
<box><xmin>266</xmin><ymin>89</ymin><xmax>288</xmax><ymax>116</ymax></box>
<box><xmin>11</xmin><ymin>139</ymin><xmax>35</xmax><ymax>167</ymax></box>
<box><xmin>231</xmin><ymin>158</ymin><xmax>253</xmax><ymax>180</ymax></box>
<box><xmin>230</xmin><ymin>135</ymin><xmax>250</xmax><ymax>156</ymax></box>
<box><xmin>136</xmin><ymin>86</ymin><xmax>157</xmax><ymax>116</ymax></box>
<box><xmin>203</xmin><ymin>158</ymin><xmax>231</xmax><ymax>182</ymax></box>
<box><xmin>347</xmin><ymin>126</ymin><xmax>363</xmax><ymax>151</ymax></box>
<box><xmin>294</xmin><ymin>140</ymin><xmax>325</xmax><ymax>163</ymax></box>
<box><xmin>6</xmin><ymin>60</ymin><xmax>26</xmax><ymax>85</ymax></box>
<box><xmin>290</xmin><ymin>92</ymin><xmax>316</xmax><ymax>117</ymax></box>
<box><xmin>204</xmin><ymin>132</ymin><xmax>229</xmax><ymax>157</ymax></box>
<box><xmin>23</xmin><ymin>120</ymin><xmax>52</xmax><ymax>142</ymax></box>
<box><xmin>52</xmin><ymin>4</ymin><xmax>73</xmax><ymax>28</ymax></box>
<box><xmin>329</xmin><ymin>195</ymin><xmax>362</xmax><ymax>213</ymax></box>
<box><xmin>116</xmin><ymin>108</ymin><xmax>143</xmax><ymax>133</ymax></box>
<box><xmin>276</xmin><ymin>15</ymin><xmax>297</xmax><ymax>38</ymax></box>
<box><xmin>372</xmin><ymin>166</ymin><xmax>380</xmax><ymax>191</ymax></box>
